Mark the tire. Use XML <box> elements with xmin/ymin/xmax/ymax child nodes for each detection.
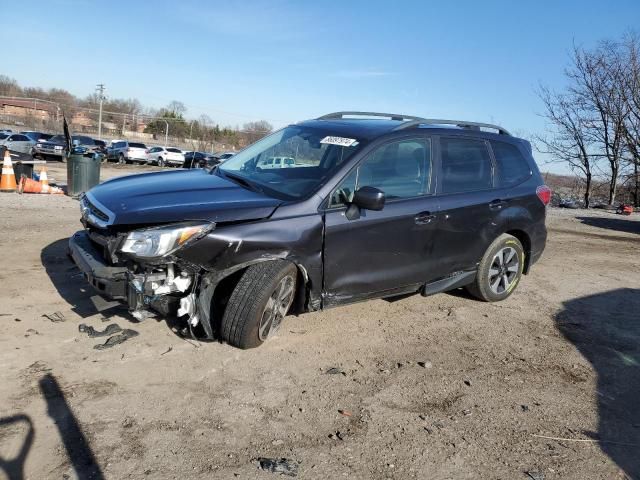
<box><xmin>220</xmin><ymin>261</ymin><xmax>297</xmax><ymax>349</ymax></box>
<box><xmin>118</xmin><ymin>153</ymin><xmax>125</xmax><ymax>165</ymax></box>
<box><xmin>158</xmin><ymin>157</ymin><xmax>165</xmax><ymax>167</ymax></box>
<box><xmin>465</xmin><ymin>234</ymin><xmax>524</xmax><ymax>302</ymax></box>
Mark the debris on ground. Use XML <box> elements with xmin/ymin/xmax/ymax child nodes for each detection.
<box><xmin>94</xmin><ymin>329</ymin><xmax>139</xmax><ymax>350</ymax></box>
<box><xmin>14</xmin><ymin>318</ymin><xmax>21</xmax><ymax>322</ymax></box>
<box><xmin>328</xmin><ymin>431</ymin><xmax>345</xmax><ymax>441</ymax></box>
<box><xmin>526</xmin><ymin>471</ymin><xmax>545</xmax><ymax>480</ymax></box>
<box><xmin>160</xmin><ymin>346</ymin><xmax>173</xmax><ymax>356</ymax></box>
<box><xmin>325</xmin><ymin>367</ymin><xmax>346</xmax><ymax>376</ymax></box>
<box><xmin>464</xmin><ymin>379</ymin><xmax>472</xmax><ymax>386</ymax></box>
<box><xmin>42</xmin><ymin>311</ymin><xmax>66</xmax><ymax>322</ymax></box>
<box><xmin>78</xmin><ymin>323</ymin><xmax>122</xmax><ymax>338</ymax></box>
<box><xmin>24</xmin><ymin>328</ymin><xmax>39</xmax><ymax>337</ymax></box>
<box><xmin>338</xmin><ymin>409</ymin><xmax>352</xmax><ymax>417</ymax></box>
<box><xmin>417</xmin><ymin>361</ymin><xmax>433</xmax><ymax>368</ymax></box>
<box><xmin>256</xmin><ymin>457</ymin><xmax>298</xmax><ymax>477</ymax></box>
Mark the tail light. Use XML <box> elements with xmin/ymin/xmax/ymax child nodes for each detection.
<box><xmin>536</xmin><ymin>185</ymin><xmax>551</xmax><ymax>206</ymax></box>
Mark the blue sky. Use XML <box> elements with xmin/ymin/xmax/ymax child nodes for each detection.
<box><xmin>2</xmin><ymin>0</ymin><xmax>639</xmax><ymax>170</ymax></box>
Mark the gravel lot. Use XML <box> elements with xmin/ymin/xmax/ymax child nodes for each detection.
<box><xmin>1</xmin><ymin>162</ymin><xmax>639</xmax><ymax>479</ymax></box>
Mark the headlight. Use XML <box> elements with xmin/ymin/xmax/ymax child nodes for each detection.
<box><xmin>120</xmin><ymin>222</ymin><xmax>214</xmax><ymax>258</ymax></box>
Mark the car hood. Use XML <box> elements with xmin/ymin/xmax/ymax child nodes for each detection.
<box><xmin>86</xmin><ymin>169</ymin><xmax>282</xmax><ymax>226</ymax></box>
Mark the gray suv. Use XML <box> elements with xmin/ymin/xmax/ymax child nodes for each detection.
<box><xmin>106</xmin><ymin>141</ymin><xmax>148</xmax><ymax>164</ymax></box>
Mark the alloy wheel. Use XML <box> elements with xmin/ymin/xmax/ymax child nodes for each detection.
<box><xmin>258</xmin><ymin>275</ymin><xmax>295</xmax><ymax>341</ymax></box>
<box><xmin>488</xmin><ymin>246</ymin><xmax>520</xmax><ymax>295</ymax></box>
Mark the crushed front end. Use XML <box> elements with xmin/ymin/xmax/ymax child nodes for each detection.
<box><xmin>69</xmin><ymin>194</ymin><xmax>213</xmax><ymax>337</ymax></box>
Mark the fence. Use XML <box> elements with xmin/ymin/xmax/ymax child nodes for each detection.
<box><xmin>0</xmin><ymin>96</ymin><xmax>253</xmax><ymax>153</ymax></box>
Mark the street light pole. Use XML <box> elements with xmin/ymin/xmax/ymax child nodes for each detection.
<box><xmin>163</xmin><ymin>120</ymin><xmax>169</xmax><ymax>147</ymax></box>
<box><xmin>96</xmin><ymin>84</ymin><xmax>105</xmax><ymax>140</ymax></box>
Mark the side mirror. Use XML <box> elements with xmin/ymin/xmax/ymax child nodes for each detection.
<box><xmin>353</xmin><ymin>186</ymin><xmax>385</xmax><ymax>211</ymax></box>
<box><xmin>345</xmin><ymin>186</ymin><xmax>385</xmax><ymax>220</ymax></box>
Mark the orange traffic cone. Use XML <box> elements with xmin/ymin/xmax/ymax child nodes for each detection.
<box><xmin>39</xmin><ymin>165</ymin><xmax>49</xmax><ymax>187</ymax></box>
<box><xmin>0</xmin><ymin>150</ymin><xmax>17</xmax><ymax>192</ymax></box>
<box><xmin>18</xmin><ymin>176</ymin><xmax>42</xmax><ymax>194</ymax></box>
<box><xmin>18</xmin><ymin>176</ymin><xmax>64</xmax><ymax>195</ymax></box>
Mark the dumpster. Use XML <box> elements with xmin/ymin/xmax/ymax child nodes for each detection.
<box><xmin>66</xmin><ymin>147</ymin><xmax>101</xmax><ymax>197</ymax></box>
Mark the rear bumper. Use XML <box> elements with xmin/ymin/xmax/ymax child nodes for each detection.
<box><xmin>68</xmin><ymin>231</ymin><xmax>128</xmax><ymax>299</ymax></box>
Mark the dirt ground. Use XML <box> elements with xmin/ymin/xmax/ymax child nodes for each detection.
<box><xmin>1</xmin><ymin>162</ymin><xmax>639</xmax><ymax>480</ymax></box>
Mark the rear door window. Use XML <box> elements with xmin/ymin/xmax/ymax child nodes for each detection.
<box><xmin>440</xmin><ymin>137</ymin><xmax>493</xmax><ymax>194</ymax></box>
<box><xmin>490</xmin><ymin>141</ymin><xmax>532</xmax><ymax>188</ymax></box>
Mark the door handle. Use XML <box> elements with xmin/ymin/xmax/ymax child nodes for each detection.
<box><xmin>414</xmin><ymin>211</ymin><xmax>436</xmax><ymax>225</ymax></box>
<box><xmin>489</xmin><ymin>199</ymin><xmax>508</xmax><ymax>210</ymax></box>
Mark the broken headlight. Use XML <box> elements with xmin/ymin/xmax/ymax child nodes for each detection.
<box><xmin>120</xmin><ymin>222</ymin><xmax>214</xmax><ymax>259</ymax></box>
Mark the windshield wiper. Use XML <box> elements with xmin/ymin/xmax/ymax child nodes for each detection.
<box><xmin>222</xmin><ymin>171</ymin><xmax>264</xmax><ymax>194</ymax></box>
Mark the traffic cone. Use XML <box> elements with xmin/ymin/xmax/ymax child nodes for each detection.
<box><xmin>18</xmin><ymin>176</ymin><xmax>64</xmax><ymax>195</ymax></box>
<box><xmin>0</xmin><ymin>150</ymin><xmax>17</xmax><ymax>192</ymax></box>
<box><xmin>39</xmin><ymin>165</ymin><xmax>49</xmax><ymax>187</ymax></box>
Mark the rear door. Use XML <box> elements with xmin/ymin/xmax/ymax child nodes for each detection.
<box><xmin>433</xmin><ymin>135</ymin><xmax>502</xmax><ymax>275</ymax></box>
<box><xmin>323</xmin><ymin>136</ymin><xmax>440</xmax><ymax>303</ymax></box>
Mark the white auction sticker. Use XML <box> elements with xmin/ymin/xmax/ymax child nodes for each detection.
<box><xmin>320</xmin><ymin>136</ymin><xmax>358</xmax><ymax>147</ymax></box>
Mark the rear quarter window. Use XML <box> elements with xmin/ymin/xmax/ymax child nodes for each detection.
<box><xmin>440</xmin><ymin>137</ymin><xmax>493</xmax><ymax>194</ymax></box>
<box><xmin>491</xmin><ymin>141</ymin><xmax>532</xmax><ymax>188</ymax></box>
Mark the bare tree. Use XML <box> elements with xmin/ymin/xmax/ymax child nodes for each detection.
<box><xmin>0</xmin><ymin>75</ymin><xmax>21</xmax><ymax>96</ymax></box>
<box><xmin>619</xmin><ymin>34</ymin><xmax>640</xmax><ymax>206</ymax></box>
<box><xmin>242</xmin><ymin>120</ymin><xmax>273</xmax><ymax>144</ymax></box>
<box><xmin>568</xmin><ymin>42</ymin><xmax>628</xmax><ymax>205</ymax></box>
<box><xmin>536</xmin><ymin>86</ymin><xmax>596</xmax><ymax>207</ymax></box>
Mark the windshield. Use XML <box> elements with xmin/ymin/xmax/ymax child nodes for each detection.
<box><xmin>129</xmin><ymin>142</ymin><xmax>146</xmax><ymax>148</ymax></box>
<box><xmin>218</xmin><ymin>126</ymin><xmax>364</xmax><ymax>199</ymax></box>
<box><xmin>167</xmin><ymin>148</ymin><xmax>182</xmax><ymax>153</ymax></box>
<box><xmin>48</xmin><ymin>135</ymin><xmax>65</xmax><ymax>144</ymax></box>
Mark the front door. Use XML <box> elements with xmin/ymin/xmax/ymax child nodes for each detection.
<box><xmin>323</xmin><ymin>136</ymin><xmax>440</xmax><ymax>304</ymax></box>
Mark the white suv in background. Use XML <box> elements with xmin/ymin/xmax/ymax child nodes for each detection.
<box><xmin>147</xmin><ymin>146</ymin><xmax>185</xmax><ymax>167</ymax></box>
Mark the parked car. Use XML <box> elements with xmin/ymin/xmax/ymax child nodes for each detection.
<box><xmin>214</xmin><ymin>151</ymin><xmax>235</xmax><ymax>162</ymax></box>
<box><xmin>31</xmin><ymin>134</ymin><xmax>100</xmax><ymax>161</ymax></box>
<box><xmin>106</xmin><ymin>140</ymin><xmax>148</xmax><ymax>164</ymax></box>
<box><xmin>257</xmin><ymin>156</ymin><xmax>296</xmax><ymax>169</ymax></box>
<box><xmin>146</xmin><ymin>146</ymin><xmax>185</xmax><ymax>167</ymax></box>
<box><xmin>69</xmin><ymin>111</ymin><xmax>549</xmax><ymax>349</ymax></box>
<box><xmin>183</xmin><ymin>151</ymin><xmax>218</xmax><ymax>169</ymax></box>
<box><xmin>0</xmin><ymin>133</ymin><xmax>36</xmax><ymax>154</ymax></box>
<box><xmin>21</xmin><ymin>131</ymin><xmax>53</xmax><ymax>143</ymax></box>
<box><xmin>0</xmin><ymin>129</ymin><xmax>12</xmax><ymax>134</ymax></box>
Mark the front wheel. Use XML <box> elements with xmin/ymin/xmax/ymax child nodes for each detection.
<box><xmin>466</xmin><ymin>234</ymin><xmax>524</xmax><ymax>302</ymax></box>
<box><xmin>220</xmin><ymin>261</ymin><xmax>297</xmax><ymax>349</ymax></box>
<box><xmin>118</xmin><ymin>154</ymin><xmax>125</xmax><ymax>165</ymax></box>
<box><xmin>158</xmin><ymin>157</ymin><xmax>165</xmax><ymax>167</ymax></box>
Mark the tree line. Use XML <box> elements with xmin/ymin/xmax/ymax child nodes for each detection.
<box><xmin>0</xmin><ymin>76</ymin><xmax>273</xmax><ymax>149</ymax></box>
<box><xmin>537</xmin><ymin>33</ymin><xmax>640</xmax><ymax>207</ymax></box>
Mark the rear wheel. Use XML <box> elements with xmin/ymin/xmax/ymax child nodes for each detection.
<box><xmin>466</xmin><ymin>234</ymin><xmax>524</xmax><ymax>302</ymax></box>
<box><xmin>220</xmin><ymin>261</ymin><xmax>297</xmax><ymax>349</ymax></box>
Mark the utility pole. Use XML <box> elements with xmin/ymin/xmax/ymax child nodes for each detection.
<box><xmin>96</xmin><ymin>84</ymin><xmax>105</xmax><ymax>140</ymax></box>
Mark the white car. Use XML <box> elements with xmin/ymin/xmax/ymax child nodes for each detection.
<box><xmin>147</xmin><ymin>146</ymin><xmax>185</xmax><ymax>167</ymax></box>
<box><xmin>257</xmin><ymin>156</ymin><xmax>296</xmax><ymax>169</ymax></box>
<box><xmin>0</xmin><ymin>133</ymin><xmax>36</xmax><ymax>154</ymax></box>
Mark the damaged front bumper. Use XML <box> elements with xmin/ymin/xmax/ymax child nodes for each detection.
<box><xmin>69</xmin><ymin>231</ymin><xmax>203</xmax><ymax>331</ymax></box>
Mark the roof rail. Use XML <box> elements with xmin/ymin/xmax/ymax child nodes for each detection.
<box><xmin>317</xmin><ymin>112</ymin><xmax>511</xmax><ymax>136</ymax></box>
<box><xmin>317</xmin><ymin>111</ymin><xmax>424</xmax><ymax>122</ymax></box>
<box><xmin>395</xmin><ymin>118</ymin><xmax>511</xmax><ymax>136</ymax></box>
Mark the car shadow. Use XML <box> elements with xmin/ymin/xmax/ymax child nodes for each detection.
<box><xmin>0</xmin><ymin>373</ymin><xmax>104</xmax><ymax>479</ymax></box>
<box><xmin>41</xmin><ymin>238</ymin><xmax>129</xmax><ymax>320</ymax></box>
<box><xmin>576</xmin><ymin>216</ymin><xmax>640</xmax><ymax>235</ymax></box>
<box><xmin>555</xmin><ymin>288</ymin><xmax>640</xmax><ymax>478</ymax></box>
